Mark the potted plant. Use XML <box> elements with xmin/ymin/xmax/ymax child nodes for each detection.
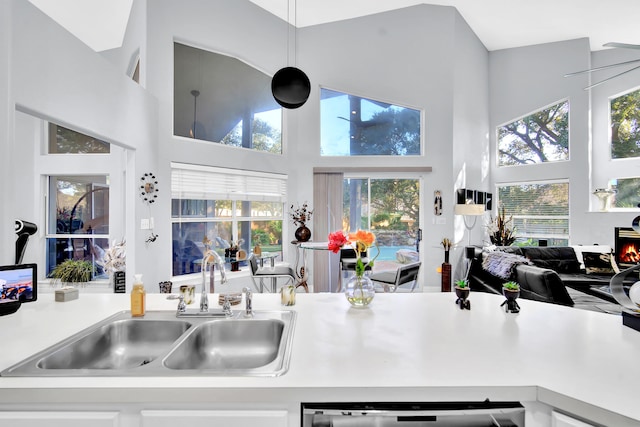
<box><xmin>49</xmin><ymin>259</ymin><xmax>96</xmax><ymax>287</ymax></box>
<box><xmin>501</xmin><ymin>281</ymin><xmax>520</xmax><ymax>313</ymax></box>
<box><xmin>487</xmin><ymin>206</ymin><xmax>516</xmax><ymax>246</ymax></box>
<box><xmin>454</xmin><ymin>279</ymin><xmax>471</xmax><ymax>310</ymax></box>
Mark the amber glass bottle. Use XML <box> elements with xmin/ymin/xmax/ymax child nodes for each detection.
<box><xmin>130</xmin><ymin>274</ymin><xmax>146</xmax><ymax>317</ymax></box>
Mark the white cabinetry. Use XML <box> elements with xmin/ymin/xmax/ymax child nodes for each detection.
<box><xmin>141</xmin><ymin>409</ymin><xmax>288</xmax><ymax>427</ymax></box>
<box><xmin>552</xmin><ymin>411</ymin><xmax>596</xmax><ymax>427</ymax></box>
<box><xmin>0</xmin><ymin>411</ymin><xmax>119</xmax><ymax>427</ymax></box>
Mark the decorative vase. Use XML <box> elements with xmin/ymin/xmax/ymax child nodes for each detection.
<box><xmin>295</xmin><ymin>224</ymin><xmax>311</xmax><ymax>242</ymax></box>
<box><xmin>441</xmin><ymin>262</ymin><xmax>451</xmax><ymax>292</ymax></box>
<box><xmin>344</xmin><ymin>274</ymin><xmax>375</xmax><ymax>308</ymax></box>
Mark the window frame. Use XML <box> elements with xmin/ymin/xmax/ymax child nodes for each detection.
<box><xmin>495</xmin><ymin>179</ymin><xmax>570</xmax><ymax>245</ymax></box>
<box><xmin>170</xmin><ymin>163</ymin><xmax>287</xmax><ymax>278</ymax></box>
<box><xmin>45</xmin><ymin>175</ymin><xmax>111</xmax><ymax>281</ymax></box>
<box><xmin>496</xmin><ymin>99</ymin><xmax>570</xmax><ymax>168</ymax></box>
<box><xmin>173</xmin><ymin>42</ymin><xmax>283</xmax><ymax>154</ymax></box>
<box><xmin>320</xmin><ymin>86</ymin><xmax>424</xmax><ymax>157</ymax></box>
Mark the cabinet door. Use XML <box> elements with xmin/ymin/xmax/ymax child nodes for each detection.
<box><xmin>141</xmin><ymin>409</ymin><xmax>288</xmax><ymax>427</ymax></box>
<box><xmin>552</xmin><ymin>411</ymin><xmax>596</xmax><ymax>427</ymax></box>
<box><xmin>0</xmin><ymin>411</ymin><xmax>119</xmax><ymax>427</ymax></box>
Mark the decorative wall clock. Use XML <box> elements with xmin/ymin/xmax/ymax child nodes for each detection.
<box><xmin>140</xmin><ymin>173</ymin><xmax>159</xmax><ymax>204</ymax></box>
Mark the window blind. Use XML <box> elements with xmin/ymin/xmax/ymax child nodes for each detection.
<box><xmin>171</xmin><ymin>163</ymin><xmax>287</xmax><ymax>202</ymax></box>
<box><xmin>497</xmin><ymin>182</ymin><xmax>569</xmax><ymax>239</ymax></box>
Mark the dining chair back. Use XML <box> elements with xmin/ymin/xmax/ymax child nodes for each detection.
<box><xmin>370</xmin><ymin>261</ymin><xmax>422</xmax><ymax>293</ymax></box>
<box><xmin>248</xmin><ymin>254</ymin><xmax>297</xmax><ymax>293</ymax></box>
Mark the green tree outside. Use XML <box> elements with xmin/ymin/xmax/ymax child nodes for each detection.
<box><xmin>498</xmin><ymin>101</ymin><xmax>568</xmax><ymax>165</ymax></box>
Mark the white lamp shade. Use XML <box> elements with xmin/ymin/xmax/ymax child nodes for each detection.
<box><xmin>454</xmin><ymin>204</ymin><xmax>485</xmax><ymax>216</ymax></box>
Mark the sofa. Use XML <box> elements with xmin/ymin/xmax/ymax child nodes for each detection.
<box><xmin>468</xmin><ymin>246</ymin><xmax>629</xmax><ymax>308</ymax></box>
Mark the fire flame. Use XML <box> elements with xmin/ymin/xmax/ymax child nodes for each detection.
<box><xmin>620</xmin><ymin>243</ymin><xmax>640</xmax><ymax>263</ymax></box>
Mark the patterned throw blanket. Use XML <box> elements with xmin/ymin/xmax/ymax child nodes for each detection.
<box><xmin>482</xmin><ymin>251</ymin><xmax>532</xmax><ymax>279</ymax></box>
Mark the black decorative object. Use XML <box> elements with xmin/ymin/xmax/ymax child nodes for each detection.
<box><xmin>501</xmin><ymin>286</ymin><xmax>521</xmax><ymax>313</ymax></box>
<box><xmin>272</xmin><ymin>67</ymin><xmax>310</xmax><ymax>109</ymax></box>
<box><xmin>140</xmin><ymin>173</ymin><xmax>159</xmax><ymax>204</ymax></box>
<box><xmin>455</xmin><ymin>286</ymin><xmax>471</xmax><ymax>310</ymax></box>
<box><xmin>271</xmin><ymin>0</ymin><xmax>310</xmax><ymax>109</ymax></box>
<box><xmin>113</xmin><ymin>271</ymin><xmax>126</xmax><ymax>293</ymax></box>
<box><xmin>486</xmin><ymin>193</ymin><xmax>493</xmax><ymax>210</ymax></box>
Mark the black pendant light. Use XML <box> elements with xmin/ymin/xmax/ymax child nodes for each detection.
<box><xmin>272</xmin><ymin>0</ymin><xmax>310</xmax><ymax>109</ymax></box>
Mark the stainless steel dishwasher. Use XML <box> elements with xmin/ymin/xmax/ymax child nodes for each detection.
<box><xmin>301</xmin><ymin>401</ymin><xmax>525</xmax><ymax>426</ymax></box>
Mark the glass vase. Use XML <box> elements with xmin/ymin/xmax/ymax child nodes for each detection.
<box><xmin>344</xmin><ymin>274</ymin><xmax>375</xmax><ymax>308</ymax></box>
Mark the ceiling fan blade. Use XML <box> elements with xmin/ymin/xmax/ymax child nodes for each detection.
<box><xmin>564</xmin><ymin>58</ymin><xmax>640</xmax><ymax>77</ymax></box>
<box><xmin>584</xmin><ymin>63</ymin><xmax>640</xmax><ymax>90</ymax></box>
<box><xmin>604</xmin><ymin>42</ymin><xmax>640</xmax><ymax>50</ymax></box>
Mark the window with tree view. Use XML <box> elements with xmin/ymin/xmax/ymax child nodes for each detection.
<box><xmin>171</xmin><ymin>165</ymin><xmax>286</xmax><ymax>277</ymax></box>
<box><xmin>321</xmin><ymin>89</ymin><xmax>421</xmax><ymax>156</ymax></box>
<box><xmin>611</xmin><ymin>88</ymin><xmax>640</xmax><ymax>159</ymax></box>
<box><xmin>48</xmin><ymin>123</ymin><xmax>110</xmax><ymax>154</ymax></box>
<box><xmin>46</xmin><ymin>175</ymin><xmax>110</xmax><ymax>280</ymax></box>
<box><xmin>498</xmin><ymin>100</ymin><xmax>569</xmax><ymax>166</ymax></box>
<box><xmin>343</xmin><ymin>177</ymin><xmax>420</xmax><ymax>261</ymax></box>
<box><xmin>173</xmin><ymin>43</ymin><xmax>282</xmax><ymax>153</ymax></box>
<box><xmin>608</xmin><ymin>177</ymin><xmax>640</xmax><ymax>208</ymax></box>
<box><xmin>497</xmin><ymin>182</ymin><xmax>569</xmax><ymax>246</ymax></box>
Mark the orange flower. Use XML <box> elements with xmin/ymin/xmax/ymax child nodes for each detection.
<box><xmin>349</xmin><ymin>230</ymin><xmax>376</xmax><ymax>248</ymax></box>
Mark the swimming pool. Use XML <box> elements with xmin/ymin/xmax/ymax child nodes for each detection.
<box><xmin>375</xmin><ymin>245</ymin><xmax>416</xmax><ymax>261</ymax></box>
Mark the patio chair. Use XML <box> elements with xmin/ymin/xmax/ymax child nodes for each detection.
<box><xmin>248</xmin><ymin>254</ymin><xmax>297</xmax><ymax>293</ymax></box>
<box><xmin>370</xmin><ymin>261</ymin><xmax>422</xmax><ymax>293</ymax></box>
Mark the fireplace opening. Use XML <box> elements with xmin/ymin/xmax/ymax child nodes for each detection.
<box><xmin>615</xmin><ymin>227</ymin><xmax>640</xmax><ymax>266</ymax></box>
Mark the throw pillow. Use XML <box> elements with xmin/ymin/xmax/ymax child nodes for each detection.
<box><xmin>482</xmin><ymin>251</ymin><xmax>532</xmax><ymax>280</ymax></box>
<box><xmin>582</xmin><ymin>252</ymin><xmax>620</xmax><ymax>275</ymax></box>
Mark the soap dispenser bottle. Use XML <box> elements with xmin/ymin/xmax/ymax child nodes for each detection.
<box><xmin>131</xmin><ymin>274</ymin><xmax>146</xmax><ymax>317</ymax></box>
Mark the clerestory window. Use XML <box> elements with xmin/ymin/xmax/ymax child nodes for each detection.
<box><xmin>320</xmin><ymin>88</ymin><xmax>421</xmax><ymax>156</ymax></box>
<box><xmin>497</xmin><ymin>100</ymin><xmax>569</xmax><ymax>167</ymax></box>
<box><xmin>173</xmin><ymin>43</ymin><xmax>282</xmax><ymax>154</ymax></box>
<box><xmin>610</xmin><ymin>87</ymin><xmax>640</xmax><ymax>159</ymax></box>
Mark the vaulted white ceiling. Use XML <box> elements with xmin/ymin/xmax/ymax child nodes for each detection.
<box><xmin>28</xmin><ymin>0</ymin><xmax>640</xmax><ymax>53</ymax></box>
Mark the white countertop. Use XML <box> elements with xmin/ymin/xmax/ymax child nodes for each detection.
<box><xmin>0</xmin><ymin>291</ymin><xmax>638</xmax><ymax>423</ymax></box>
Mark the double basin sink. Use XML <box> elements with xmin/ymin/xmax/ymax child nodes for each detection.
<box><xmin>1</xmin><ymin>309</ymin><xmax>296</xmax><ymax>377</ymax></box>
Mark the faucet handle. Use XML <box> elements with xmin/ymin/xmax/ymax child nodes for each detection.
<box><xmin>243</xmin><ymin>287</ymin><xmax>253</xmax><ymax>318</ymax></box>
<box><xmin>176</xmin><ymin>294</ymin><xmax>186</xmax><ymax>313</ymax></box>
<box><xmin>222</xmin><ymin>295</ymin><xmax>232</xmax><ymax>316</ymax></box>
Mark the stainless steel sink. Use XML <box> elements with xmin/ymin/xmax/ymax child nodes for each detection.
<box><xmin>1</xmin><ymin>310</ymin><xmax>296</xmax><ymax>377</ymax></box>
<box><xmin>37</xmin><ymin>318</ymin><xmax>191</xmax><ymax>370</ymax></box>
<box><xmin>163</xmin><ymin>319</ymin><xmax>285</xmax><ymax>372</ymax></box>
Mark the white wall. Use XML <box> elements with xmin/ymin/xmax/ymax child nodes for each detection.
<box><xmin>581</xmin><ymin>46</ymin><xmax>640</xmax><ymax>245</ymax></box>
<box><xmin>13</xmin><ymin>0</ymin><xmax>632</xmax><ymax>292</ymax></box>
<box><xmin>0</xmin><ymin>1</ymin><xmax>13</xmax><ymax>264</ymax></box>
<box><xmin>489</xmin><ymin>39</ymin><xmax>602</xmax><ymax>245</ymax></box>
<box><xmin>140</xmin><ymin>1</ymin><xmax>487</xmax><ymax>289</ymax></box>
<box><xmin>301</xmin><ymin>5</ymin><xmax>472</xmax><ymax>288</ymax></box>
<box><xmin>451</xmin><ymin>12</ymin><xmax>490</xmax><ymax>278</ymax></box>
<box><xmin>8</xmin><ymin>0</ymin><xmax>158</xmax><ymax>289</ymax></box>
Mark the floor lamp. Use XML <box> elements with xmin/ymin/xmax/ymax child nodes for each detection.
<box><xmin>455</xmin><ymin>203</ymin><xmax>485</xmax><ymax>280</ymax></box>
